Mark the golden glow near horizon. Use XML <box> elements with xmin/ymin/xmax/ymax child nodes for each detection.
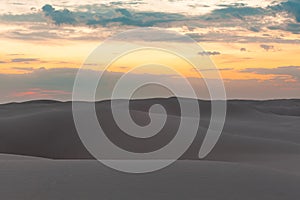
<box><xmin>105</xmin><ymin>48</ymin><xmax>202</xmax><ymax>78</ymax></box>
<box><xmin>2</xmin><ymin>38</ymin><xmax>299</xmax><ymax>81</ymax></box>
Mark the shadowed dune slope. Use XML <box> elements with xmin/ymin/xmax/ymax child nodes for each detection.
<box><xmin>0</xmin><ymin>98</ymin><xmax>300</xmax><ymax>174</ymax></box>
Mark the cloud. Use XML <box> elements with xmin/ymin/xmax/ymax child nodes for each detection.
<box><xmin>248</xmin><ymin>26</ymin><xmax>260</xmax><ymax>32</ymax></box>
<box><xmin>186</xmin><ymin>32</ymin><xmax>300</xmax><ymax>43</ymax></box>
<box><xmin>7</xmin><ymin>54</ymin><xmax>25</xmax><ymax>56</ymax></box>
<box><xmin>0</xmin><ymin>13</ymin><xmax>45</xmax><ymax>22</ymax></box>
<box><xmin>260</xmin><ymin>44</ymin><xmax>274</xmax><ymax>51</ymax></box>
<box><xmin>268</xmin><ymin>23</ymin><xmax>300</xmax><ymax>35</ymax></box>
<box><xmin>198</xmin><ymin>51</ymin><xmax>221</xmax><ymax>56</ymax></box>
<box><xmin>0</xmin><ymin>68</ymin><xmax>178</xmax><ymax>103</ymax></box>
<box><xmin>42</xmin><ymin>4</ymin><xmax>77</xmax><ymax>25</ymax></box>
<box><xmin>1</xmin><ymin>2</ymin><xmax>300</xmax><ymax>43</ymax></box>
<box><xmin>40</xmin><ymin>4</ymin><xmax>187</xmax><ymax>27</ymax></box>
<box><xmin>191</xmin><ymin>68</ymin><xmax>233</xmax><ymax>72</ymax></box>
<box><xmin>0</xmin><ymin>68</ymin><xmax>77</xmax><ymax>103</ymax></box>
<box><xmin>11</xmin><ymin>67</ymin><xmax>35</xmax><ymax>71</ymax></box>
<box><xmin>1</xmin><ymin>66</ymin><xmax>300</xmax><ymax>103</ymax></box>
<box><xmin>286</xmin><ymin>23</ymin><xmax>300</xmax><ymax>34</ymax></box>
<box><xmin>110</xmin><ymin>1</ymin><xmax>146</xmax><ymax>6</ymax></box>
<box><xmin>223</xmin><ymin>78</ymin><xmax>300</xmax><ymax>99</ymax></box>
<box><xmin>241</xmin><ymin>66</ymin><xmax>300</xmax><ymax>81</ymax></box>
<box><xmin>200</xmin><ymin>1</ymin><xmax>300</xmax><ymax>36</ymax></box>
<box><xmin>210</xmin><ymin>5</ymin><xmax>264</xmax><ymax>19</ymax></box>
<box><xmin>4</xmin><ymin>30</ymin><xmax>62</xmax><ymax>41</ymax></box>
<box><xmin>11</xmin><ymin>58</ymin><xmax>39</xmax><ymax>63</ymax></box>
<box><xmin>10</xmin><ymin>88</ymin><xmax>70</xmax><ymax>99</ymax></box>
<box><xmin>274</xmin><ymin>0</ymin><xmax>300</xmax><ymax>22</ymax></box>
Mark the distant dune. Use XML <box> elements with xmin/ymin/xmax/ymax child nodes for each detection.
<box><xmin>0</xmin><ymin>98</ymin><xmax>300</xmax><ymax>199</ymax></box>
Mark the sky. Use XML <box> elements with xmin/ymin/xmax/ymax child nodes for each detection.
<box><xmin>0</xmin><ymin>0</ymin><xmax>300</xmax><ymax>102</ymax></box>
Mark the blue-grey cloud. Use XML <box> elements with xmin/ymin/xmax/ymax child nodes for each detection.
<box><xmin>0</xmin><ymin>13</ymin><xmax>45</xmax><ymax>22</ymax></box>
<box><xmin>191</xmin><ymin>67</ymin><xmax>233</xmax><ymax>72</ymax></box>
<box><xmin>202</xmin><ymin>1</ymin><xmax>300</xmax><ymax>35</ymax></box>
<box><xmin>268</xmin><ymin>23</ymin><xmax>300</xmax><ymax>34</ymax></box>
<box><xmin>11</xmin><ymin>58</ymin><xmax>39</xmax><ymax>63</ymax></box>
<box><xmin>41</xmin><ymin>4</ymin><xmax>187</xmax><ymax>27</ymax></box>
<box><xmin>1</xmin><ymin>2</ymin><xmax>300</xmax><ymax>42</ymax></box>
<box><xmin>110</xmin><ymin>1</ymin><xmax>146</xmax><ymax>6</ymax></box>
<box><xmin>5</xmin><ymin>30</ymin><xmax>62</xmax><ymax>41</ymax></box>
<box><xmin>11</xmin><ymin>67</ymin><xmax>35</xmax><ymax>71</ymax></box>
<box><xmin>286</xmin><ymin>23</ymin><xmax>300</xmax><ymax>34</ymax></box>
<box><xmin>186</xmin><ymin>32</ymin><xmax>300</xmax><ymax>43</ymax></box>
<box><xmin>260</xmin><ymin>44</ymin><xmax>274</xmax><ymax>51</ymax></box>
<box><xmin>198</xmin><ymin>51</ymin><xmax>221</xmax><ymax>56</ymax></box>
<box><xmin>42</xmin><ymin>4</ymin><xmax>77</xmax><ymax>25</ymax></box>
<box><xmin>0</xmin><ymin>12</ymin><xmax>46</xmax><ymax>22</ymax></box>
<box><xmin>209</xmin><ymin>5</ymin><xmax>264</xmax><ymax>20</ymax></box>
<box><xmin>248</xmin><ymin>26</ymin><xmax>261</xmax><ymax>32</ymax></box>
<box><xmin>272</xmin><ymin>0</ymin><xmax>300</xmax><ymax>22</ymax></box>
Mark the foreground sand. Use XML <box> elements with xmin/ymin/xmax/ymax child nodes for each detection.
<box><xmin>1</xmin><ymin>158</ymin><xmax>300</xmax><ymax>200</ymax></box>
<box><xmin>0</xmin><ymin>98</ymin><xmax>299</xmax><ymax>199</ymax></box>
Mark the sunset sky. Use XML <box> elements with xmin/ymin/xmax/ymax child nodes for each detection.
<box><xmin>0</xmin><ymin>0</ymin><xmax>299</xmax><ymax>102</ymax></box>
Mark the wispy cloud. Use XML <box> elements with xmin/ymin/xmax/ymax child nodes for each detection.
<box><xmin>11</xmin><ymin>58</ymin><xmax>39</xmax><ymax>63</ymax></box>
<box><xmin>198</xmin><ymin>51</ymin><xmax>221</xmax><ymax>56</ymax></box>
<box><xmin>11</xmin><ymin>67</ymin><xmax>35</xmax><ymax>71</ymax></box>
<box><xmin>241</xmin><ymin>66</ymin><xmax>300</xmax><ymax>81</ymax></box>
<box><xmin>11</xmin><ymin>88</ymin><xmax>69</xmax><ymax>97</ymax></box>
<box><xmin>260</xmin><ymin>44</ymin><xmax>274</xmax><ymax>51</ymax></box>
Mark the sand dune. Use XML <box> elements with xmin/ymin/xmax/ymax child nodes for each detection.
<box><xmin>0</xmin><ymin>98</ymin><xmax>299</xmax><ymax>160</ymax></box>
<box><xmin>1</xmin><ymin>160</ymin><xmax>300</xmax><ymax>200</ymax></box>
<box><xmin>0</xmin><ymin>98</ymin><xmax>300</xmax><ymax>199</ymax></box>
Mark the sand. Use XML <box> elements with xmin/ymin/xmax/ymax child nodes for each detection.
<box><xmin>0</xmin><ymin>98</ymin><xmax>299</xmax><ymax>199</ymax></box>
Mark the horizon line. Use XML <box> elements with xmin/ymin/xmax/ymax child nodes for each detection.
<box><xmin>1</xmin><ymin>97</ymin><xmax>300</xmax><ymax>105</ymax></box>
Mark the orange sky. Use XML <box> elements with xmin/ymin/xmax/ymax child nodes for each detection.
<box><xmin>0</xmin><ymin>0</ymin><xmax>299</xmax><ymax>101</ymax></box>
<box><xmin>1</xmin><ymin>39</ymin><xmax>299</xmax><ymax>81</ymax></box>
